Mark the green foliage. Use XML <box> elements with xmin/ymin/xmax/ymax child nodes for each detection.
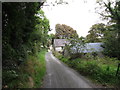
<box><xmin>49</xmin><ymin>34</ymin><xmax>56</xmax><ymax>45</ymax></box>
<box><xmin>35</xmin><ymin>10</ymin><xmax>50</xmax><ymax>48</ymax></box>
<box><xmin>55</xmin><ymin>24</ymin><xmax>78</xmax><ymax>39</ymax></box>
<box><xmin>57</xmin><ymin>54</ymin><xmax>120</xmax><ymax>87</ymax></box>
<box><xmin>3</xmin><ymin>50</ymin><xmax>46</xmax><ymax>88</ymax></box>
<box><xmin>33</xmin><ymin>50</ymin><xmax>46</xmax><ymax>87</ymax></box>
<box><xmin>2</xmin><ymin>2</ymin><xmax>49</xmax><ymax>88</ymax></box>
<box><xmin>86</xmin><ymin>23</ymin><xmax>106</xmax><ymax>43</ymax></box>
<box><xmin>64</xmin><ymin>37</ymin><xmax>86</xmax><ymax>59</ymax></box>
<box><xmin>20</xmin><ymin>50</ymin><xmax>46</xmax><ymax>88</ymax></box>
<box><xmin>52</xmin><ymin>49</ymin><xmax>63</xmax><ymax>59</ymax></box>
<box><xmin>97</xmin><ymin>1</ymin><xmax>120</xmax><ymax>59</ymax></box>
<box><xmin>102</xmin><ymin>26</ymin><xmax>120</xmax><ymax>59</ymax></box>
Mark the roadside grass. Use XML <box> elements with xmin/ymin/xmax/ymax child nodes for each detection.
<box><xmin>53</xmin><ymin>51</ymin><xmax>120</xmax><ymax>88</ymax></box>
<box><xmin>33</xmin><ymin>50</ymin><xmax>46</xmax><ymax>87</ymax></box>
<box><xmin>7</xmin><ymin>50</ymin><xmax>47</xmax><ymax>88</ymax></box>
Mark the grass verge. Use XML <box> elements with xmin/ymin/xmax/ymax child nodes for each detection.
<box><xmin>5</xmin><ymin>49</ymin><xmax>47</xmax><ymax>88</ymax></box>
<box><xmin>20</xmin><ymin>50</ymin><xmax>46</xmax><ymax>88</ymax></box>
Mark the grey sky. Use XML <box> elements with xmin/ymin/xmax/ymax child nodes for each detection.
<box><xmin>42</xmin><ymin>0</ymin><xmax>105</xmax><ymax>37</ymax></box>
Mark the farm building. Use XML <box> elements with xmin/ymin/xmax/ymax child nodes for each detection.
<box><xmin>71</xmin><ymin>43</ymin><xmax>103</xmax><ymax>53</ymax></box>
<box><xmin>53</xmin><ymin>39</ymin><xmax>69</xmax><ymax>52</ymax></box>
<box><xmin>53</xmin><ymin>39</ymin><xmax>104</xmax><ymax>57</ymax></box>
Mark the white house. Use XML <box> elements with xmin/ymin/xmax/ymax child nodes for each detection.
<box><xmin>53</xmin><ymin>39</ymin><xmax>69</xmax><ymax>52</ymax></box>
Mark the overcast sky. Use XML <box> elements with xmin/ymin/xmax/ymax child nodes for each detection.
<box><xmin>42</xmin><ymin>0</ymin><xmax>105</xmax><ymax>37</ymax></box>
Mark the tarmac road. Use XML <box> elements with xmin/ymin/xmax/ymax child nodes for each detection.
<box><xmin>43</xmin><ymin>52</ymin><xmax>95</xmax><ymax>88</ymax></box>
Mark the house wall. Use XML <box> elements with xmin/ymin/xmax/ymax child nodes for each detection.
<box><xmin>55</xmin><ymin>47</ymin><xmax>63</xmax><ymax>52</ymax></box>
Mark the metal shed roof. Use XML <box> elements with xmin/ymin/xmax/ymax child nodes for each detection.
<box><xmin>71</xmin><ymin>43</ymin><xmax>103</xmax><ymax>53</ymax></box>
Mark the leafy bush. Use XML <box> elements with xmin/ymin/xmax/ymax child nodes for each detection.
<box><xmin>2</xmin><ymin>2</ymin><xmax>50</xmax><ymax>88</ymax></box>
<box><xmin>61</xmin><ymin>57</ymin><xmax>69</xmax><ymax>63</ymax></box>
<box><xmin>69</xmin><ymin>53</ymin><xmax>83</xmax><ymax>60</ymax></box>
<box><xmin>3</xmin><ymin>50</ymin><xmax>46</xmax><ymax>88</ymax></box>
<box><xmin>52</xmin><ymin>50</ymin><xmax>63</xmax><ymax>59</ymax></box>
<box><xmin>53</xmin><ymin>48</ymin><xmax>120</xmax><ymax>87</ymax></box>
<box><xmin>59</xmin><ymin>55</ymin><xmax>120</xmax><ymax>87</ymax></box>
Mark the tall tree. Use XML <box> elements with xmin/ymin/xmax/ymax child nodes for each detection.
<box><xmin>86</xmin><ymin>23</ymin><xmax>106</xmax><ymax>43</ymax></box>
<box><xmin>35</xmin><ymin>10</ymin><xmax>50</xmax><ymax>48</ymax></box>
<box><xmin>97</xmin><ymin>1</ymin><xmax>120</xmax><ymax>59</ymax></box>
<box><xmin>55</xmin><ymin>24</ymin><xmax>78</xmax><ymax>39</ymax></box>
<box><xmin>2</xmin><ymin>2</ymin><xmax>50</xmax><ymax>87</ymax></box>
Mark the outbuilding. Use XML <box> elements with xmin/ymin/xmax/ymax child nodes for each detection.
<box><xmin>53</xmin><ymin>39</ymin><xmax>69</xmax><ymax>52</ymax></box>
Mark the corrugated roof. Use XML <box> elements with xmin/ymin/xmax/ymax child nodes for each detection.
<box><xmin>54</xmin><ymin>39</ymin><xmax>69</xmax><ymax>47</ymax></box>
<box><xmin>71</xmin><ymin>43</ymin><xmax>103</xmax><ymax>53</ymax></box>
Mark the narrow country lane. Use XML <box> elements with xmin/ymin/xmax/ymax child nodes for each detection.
<box><xmin>43</xmin><ymin>52</ymin><xmax>95</xmax><ymax>88</ymax></box>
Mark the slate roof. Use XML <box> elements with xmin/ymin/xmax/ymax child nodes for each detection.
<box><xmin>54</xmin><ymin>39</ymin><xmax>69</xmax><ymax>47</ymax></box>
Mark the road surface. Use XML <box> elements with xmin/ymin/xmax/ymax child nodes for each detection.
<box><xmin>43</xmin><ymin>52</ymin><xmax>95</xmax><ymax>88</ymax></box>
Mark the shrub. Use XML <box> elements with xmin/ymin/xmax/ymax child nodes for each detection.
<box><xmin>53</xmin><ymin>49</ymin><xmax>120</xmax><ymax>87</ymax></box>
<box><xmin>76</xmin><ymin>60</ymin><xmax>101</xmax><ymax>77</ymax></box>
<box><xmin>52</xmin><ymin>50</ymin><xmax>63</xmax><ymax>59</ymax></box>
<box><xmin>69</xmin><ymin>53</ymin><xmax>83</xmax><ymax>60</ymax></box>
<box><xmin>61</xmin><ymin>56</ymin><xmax>120</xmax><ymax>87</ymax></box>
<box><xmin>16</xmin><ymin>50</ymin><xmax>46</xmax><ymax>88</ymax></box>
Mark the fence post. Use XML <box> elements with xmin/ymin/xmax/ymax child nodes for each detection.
<box><xmin>116</xmin><ymin>63</ymin><xmax>120</xmax><ymax>76</ymax></box>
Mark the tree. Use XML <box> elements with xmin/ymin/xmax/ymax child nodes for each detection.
<box><xmin>55</xmin><ymin>24</ymin><xmax>78</xmax><ymax>39</ymax></box>
<box><xmin>2</xmin><ymin>2</ymin><xmax>50</xmax><ymax>88</ymax></box>
<box><xmin>86</xmin><ymin>23</ymin><xmax>106</xmax><ymax>43</ymax></box>
<box><xmin>97</xmin><ymin>1</ymin><xmax>120</xmax><ymax>59</ymax></box>
<box><xmin>49</xmin><ymin>34</ymin><xmax>56</xmax><ymax>45</ymax></box>
<box><xmin>70</xmin><ymin>37</ymin><xmax>86</xmax><ymax>53</ymax></box>
<box><xmin>64</xmin><ymin>37</ymin><xmax>86</xmax><ymax>59</ymax></box>
<box><xmin>35</xmin><ymin>10</ymin><xmax>50</xmax><ymax>48</ymax></box>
